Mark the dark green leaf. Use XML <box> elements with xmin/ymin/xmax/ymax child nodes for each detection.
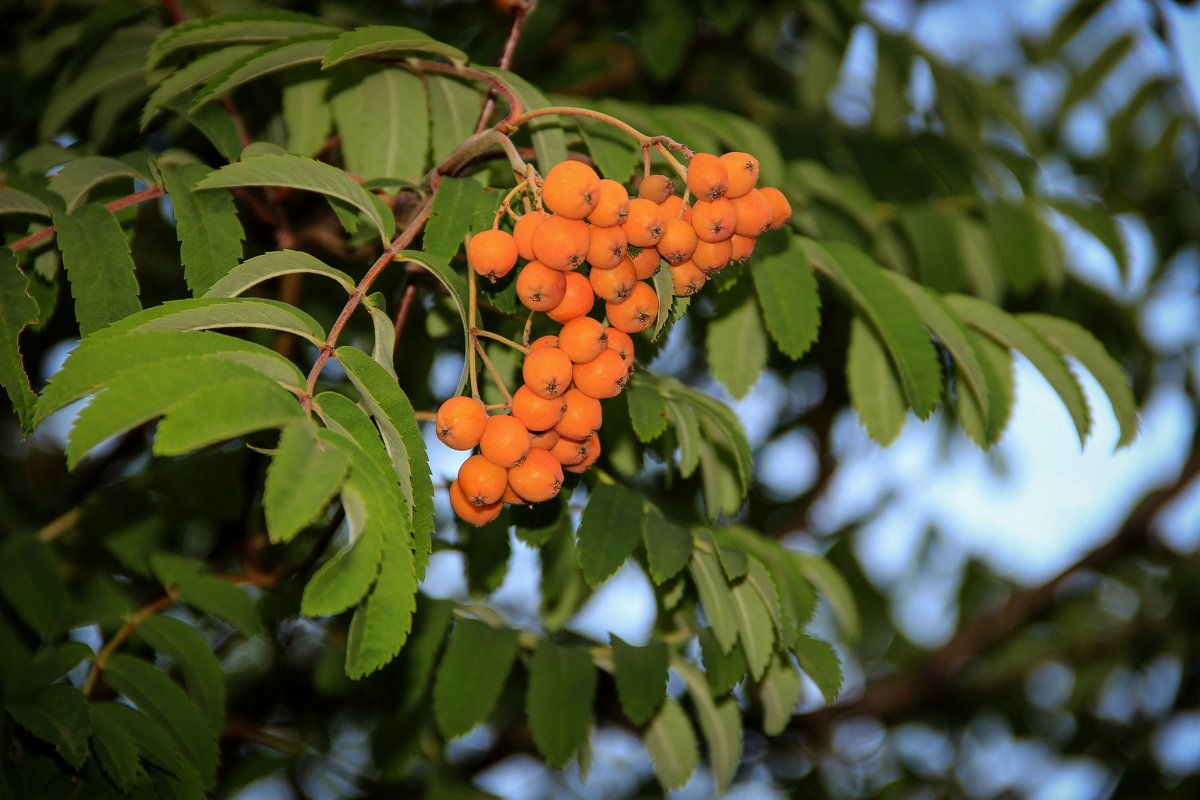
<box><xmin>982</xmin><ymin>202</ymin><xmax>1046</xmax><ymax>295</ymax></box>
<box><xmin>191</xmin><ymin>34</ymin><xmax>335</xmax><ymax>108</ymax></box>
<box><xmin>322</xmin><ymin>26</ymin><xmax>467</xmax><ymax>69</ymax></box>
<box><xmin>793</xmin><ymin>554</ymin><xmax>859</xmax><ymax>641</ymax></box>
<box><xmin>6</xmin><ymin>641</ymin><xmax>93</xmax><ymax>696</ymax></box>
<box><xmin>957</xmin><ymin>328</ymin><xmax>1014</xmax><ymax>447</ymax></box>
<box><xmin>0</xmin><ymin>187</ymin><xmax>52</xmax><ymax>217</ymax></box>
<box><xmin>729</xmin><ymin>574</ymin><xmax>775</xmax><ymax>682</ymax></box>
<box><xmin>162</xmin><ymin>163</ymin><xmax>245</xmax><ymax>296</ymax></box>
<box><xmin>0</xmin><ymin>536</ymin><xmax>72</xmax><ymax>640</ymax></box>
<box><xmin>5</xmin><ymin>685</ymin><xmax>90</xmax><ymax>768</ymax></box>
<box><xmin>576</xmin><ymin>483</ymin><xmax>644</xmax><ymax>588</ymax></box>
<box><xmin>205</xmin><ymin>249</ymin><xmax>354</xmax><ymax>299</ymax></box>
<box><xmin>428</xmin><ymin>74</ymin><xmax>484</xmax><ymax>165</ymax></box>
<box><xmin>282</xmin><ymin>70</ymin><xmax>333</xmax><ymax>156</ymax></box>
<box><xmin>651</xmin><ymin>263</ymin><xmax>674</xmax><ymax>341</ymax></box>
<box><xmin>97</xmin><ymin>702</ymin><xmax>183</xmax><ymax>773</ymax></box>
<box><xmin>643</xmin><ymin>505</ymin><xmax>693</xmax><ymax>584</ymax></box>
<box><xmin>611</xmin><ymin>636</ymin><xmax>668</xmax><ymax>726</ymax></box>
<box><xmin>698</xmin><ymin>627</ymin><xmax>746</xmax><ymax>696</ymax></box>
<box><xmin>170</xmin><ymin>574</ymin><xmax>263</xmax><ymax>637</ymax></box>
<box><xmin>690</xmin><ymin>546</ymin><xmax>738</xmax><ymax>654</ymax></box>
<box><xmin>142</xmin><ymin>44</ymin><xmax>260</xmax><ymax>128</ymax></box>
<box><xmin>136</xmin><ymin>616</ymin><xmax>225</xmax><ymax>734</ymax></box>
<box><xmin>751</xmin><ymin>232</ymin><xmax>821</xmax><ymax>359</ymax></box>
<box><xmin>96</xmin><ymin>297</ymin><xmax>326</xmax><ymax>346</ymax></box>
<box><xmin>433</xmin><ymin>619</ymin><xmax>520</xmax><ymax>739</ymax></box>
<box><xmin>707</xmin><ymin>278</ymin><xmax>767</xmax><ymax>399</ymax></box>
<box><xmin>90</xmin><ymin>701</ymin><xmax>147</xmax><ymax>792</ymax></box>
<box><xmin>47</xmin><ymin>156</ymin><xmax>144</xmax><ymax>213</ymax></box>
<box><xmin>527</xmin><ymin>640</ymin><xmax>597</xmax><ymax>768</ymax></box>
<box><xmin>0</xmin><ymin>250</ymin><xmax>39</xmax><ymax>434</ymax></box>
<box><xmin>54</xmin><ymin>203</ymin><xmax>141</xmax><ymax>337</ymax></box>
<box><xmin>793</xmin><ymin>634</ymin><xmax>842</xmax><ymax>705</ymax></box>
<box><xmin>148</xmin><ymin>10</ymin><xmax>336</xmax><ymax>70</ymax></box>
<box><xmin>264</xmin><ymin>421</ymin><xmax>350</xmax><ymax>544</ymax></box>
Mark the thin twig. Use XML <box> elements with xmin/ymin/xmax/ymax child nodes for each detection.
<box><xmin>474</xmin><ymin>339</ymin><xmax>514</xmax><ymax>404</ymax></box>
<box><xmin>473</xmin><ymin>1</ymin><xmax>536</xmax><ymax>133</ymax></box>
<box><xmin>37</xmin><ymin>507</ymin><xmax>82</xmax><ymax>543</ymax></box>
<box><xmin>391</xmin><ymin>283</ymin><xmax>418</xmax><ymax>357</ymax></box>
<box><xmin>473</xmin><ymin>327</ymin><xmax>531</xmax><ymax>354</ymax></box>
<box><xmin>83</xmin><ymin>594</ymin><xmax>175</xmax><ymax>697</ymax></box>
<box><xmin>8</xmin><ymin>186</ymin><xmax>164</xmax><ymax>253</ymax></box>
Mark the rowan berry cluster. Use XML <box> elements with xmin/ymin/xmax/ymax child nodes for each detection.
<box><xmin>437</xmin><ymin>150</ymin><xmax>791</xmax><ymax>525</ymax></box>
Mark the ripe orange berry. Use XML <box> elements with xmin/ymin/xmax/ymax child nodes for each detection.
<box><xmin>692</xmin><ymin>239</ymin><xmax>732</xmax><ymax>273</ymax></box>
<box><xmin>659</xmin><ymin>194</ymin><xmax>690</xmax><ymax>221</ymax></box>
<box><xmin>467</xmin><ymin>229</ymin><xmax>519</xmax><ymax>282</ymax></box>
<box><xmin>516</xmin><ymin>260</ymin><xmax>567</xmax><ymax>312</ymax></box>
<box><xmin>532</xmin><ymin>215</ymin><xmax>590</xmax><ymax>271</ymax></box>
<box><xmin>719</xmin><ymin>152</ymin><xmax>759</xmax><ymax>199</ymax></box>
<box><xmin>436</xmin><ymin>396</ymin><xmax>488</xmax><ymax>450</ymax></box>
<box><xmin>502</xmin><ymin>483</ymin><xmax>525</xmax><ymax>505</ymax></box>
<box><xmin>590</xmin><ymin>257</ymin><xmax>638</xmax><ymax>302</ymax></box>
<box><xmin>458</xmin><ymin>454</ymin><xmax>508</xmax><ymax>507</ymax></box>
<box><xmin>513</xmin><ymin>209</ymin><xmax>550</xmax><ymax>261</ymax></box>
<box><xmin>730</xmin><ymin>234</ymin><xmax>755</xmax><ymax>262</ymax></box>
<box><xmin>530</xmin><ymin>335</ymin><xmax>559</xmax><ymax>351</ymax></box>
<box><xmin>558</xmin><ymin>316</ymin><xmax>609</xmax><ymax>363</ymax></box>
<box><xmin>605</xmin><ymin>327</ymin><xmax>635</xmax><ymax>366</ymax></box>
<box><xmin>550</xmin><ymin>435</ymin><xmax>591</xmax><ymax>467</ymax></box>
<box><xmin>450</xmin><ymin>479</ymin><xmax>502</xmax><ymax>526</ymax></box>
<box><xmin>691</xmin><ymin>198</ymin><xmax>737</xmax><ymax>243</ymax></box>
<box><xmin>686</xmin><ymin>153</ymin><xmax>729</xmax><ymax>201</ymax></box>
<box><xmin>731</xmin><ymin>188</ymin><xmax>773</xmax><ymax>237</ymax></box>
<box><xmin>669</xmin><ymin>260</ymin><xmax>706</xmax><ymax>297</ymax></box>
<box><xmin>555</xmin><ymin>388</ymin><xmax>603</xmax><ymax>439</ymax></box>
<box><xmin>586</xmin><ymin>225</ymin><xmax>628</xmax><ymax>270</ymax></box>
<box><xmin>511</xmin><ymin>384</ymin><xmax>567</xmax><ymax>431</ymax></box>
<box><xmin>530</xmin><ymin>428</ymin><xmax>561</xmax><ymax>450</ymax></box>
<box><xmin>657</xmin><ymin>218</ymin><xmax>699</xmax><ymax>264</ymax></box>
<box><xmin>522</xmin><ymin>346</ymin><xmax>574</xmax><ymax>399</ymax></box>
<box><xmin>630</xmin><ymin>247</ymin><xmax>661</xmax><ymax>280</ymax></box>
<box><xmin>564</xmin><ymin>435</ymin><xmax>601</xmax><ymax>473</ymax></box>
<box><xmin>588</xmin><ymin>179</ymin><xmax>630</xmax><ymax>227</ymax></box>
<box><xmin>547</xmin><ymin>272</ymin><xmax>594</xmax><ymax>323</ymax></box>
<box><xmin>621</xmin><ymin>198</ymin><xmax>665</xmax><ymax>248</ymax></box>
<box><xmin>637</xmin><ymin>174</ymin><xmax>676</xmax><ymax>204</ymax></box>
<box><xmin>605</xmin><ymin>281</ymin><xmax>659</xmax><ymax>334</ymax></box>
<box><xmin>571</xmin><ymin>348</ymin><xmax>629</xmax><ymax>399</ymax></box>
<box><xmin>759</xmin><ymin>187</ymin><xmax>792</xmax><ymax>230</ymax></box>
<box><xmin>541</xmin><ymin>161</ymin><xmax>601</xmax><ymax>220</ymax></box>
<box><xmin>508</xmin><ymin>447</ymin><xmax>564</xmax><ymax>502</ymax></box>
<box><xmin>479</xmin><ymin>414</ymin><xmax>531</xmax><ymax>469</ymax></box>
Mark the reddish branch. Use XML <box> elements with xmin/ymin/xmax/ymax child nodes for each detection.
<box><xmin>7</xmin><ymin>185</ymin><xmax>165</xmax><ymax>253</ymax></box>
<box><xmin>474</xmin><ymin>1</ymin><xmax>537</xmax><ymax>133</ymax></box>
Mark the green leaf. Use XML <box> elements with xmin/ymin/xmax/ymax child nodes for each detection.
<box><xmin>793</xmin><ymin>634</ymin><xmax>842</xmax><ymax>705</ymax></box>
<box><xmin>6</xmin><ymin>641</ymin><xmax>93</xmax><ymax>696</ymax></box>
<box><xmin>846</xmin><ymin>315</ymin><xmax>908</xmax><ymax>445</ymax></box>
<box><xmin>332</xmin><ymin>66</ymin><xmax>429</xmax><ymax>182</ymax></box>
<box><xmin>0</xmin><ymin>536</ymin><xmax>72</xmax><ymax>640</ymax></box>
<box><xmin>626</xmin><ymin>378</ymin><xmax>669</xmax><ymax>443</ymax></box>
<box><xmin>321</xmin><ymin>25</ymin><xmax>467</xmax><ymax>69</ymax></box>
<box><xmin>713</xmin><ymin>527</ymin><xmax>815</xmax><ymax>648</ymax></box>
<box><xmin>195</xmin><ymin>153</ymin><xmax>394</xmax><ymax>245</ymax></box>
<box><xmin>97</xmin><ymin>702</ymin><xmax>184</xmax><ymax>773</ymax></box>
<box><xmin>651</xmin><ymin>263</ymin><xmax>674</xmax><ymax>341</ymax></box>
<box><xmin>611</xmin><ymin>636</ymin><xmax>668</xmax><ymax>726</ymax></box>
<box><xmin>136</xmin><ymin>616</ymin><xmax>225</xmax><ymax>734</ymax></box>
<box><xmin>690</xmin><ymin>547</ymin><xmax>738</xmax><ymax>654</ymax></box>
<box><xmin>637</xmin><ymin>0</ymin><xmax>694</xmax><ymax>80</ymax></box>
<box><xmin>46</xmin><ymin>156</ymin><xmax>144</xmax><ymax>213</ymax></box>
<box><xmin>751</xmin><ymin>232</ymin><xmax>821</xmax><ymax>359</ymax></box>
<box><xmin>758</xmin><ymin>653</ymin><xmax>802</xmax><ymax>736</ymax></box>
<box><xmin>897</xmin><ymin>206</ymin><xmax>964</xmax><ymax>292</ymax></box>
<box><xmin>5</xmin><ymin>685</ymin><xmax>90</xmax><ymax>769</ymax></box>
<box><xmin>190</xmin><ymin>34</ymin><xmax>335</xmax><ymax>108</ymax></box>
<box><xmin>428</xmin><ymin>74</ymin><xmax>485</xmax><ymax>165</ymax></box>
<box><xmin>729</xmin><ymin>573</ymin><xmax>775</xmax><ymax>682</ymax></box>
<box><xmin>432</xmin><ymin>619</ymin><xmax>521</xmax><ymax>739</ymax></box>
<box><xmin>422</xmin><ymin>177</ymin><xmax>495</xmax><ymax>263</ymax></box>
<box><xmin>675</xmin><ymin>660</ymin><xmax>742</xmax><ymax>794</ymax></box>
<box><xmin>346</xmin><ymin>526</ymin><xmax>417</xmax><ymax>679</ymax></box>
<box><xmin>947</xmin><ymin>294</ymin><xmax>1091</xmax><ymax>444</ymax></box>
<box><xmin>481</xmin><ymin>68</ymin><xmax>569</xmax><ymax>172</ymax></box>
<box><xmin>0</xmin><ymin>250</ymin><xmax>39</xmax><ymax>434</ymax></box>
<box><xmin>205</xmin><ymin>249</ymin><xmax>354</xmax><ymax>299</ymax></box>
<box><xmin>363</xmin><ymin>293</ymin><xmax>398</xmax><ymax>379</ymax></box>
<box><xmin>982</xmin><ymin>202</ymin><xmax>1046</xmax><ymax>295</ymax></box>
<box><xmin>54</xmin><ymin>203</ymin><xmax>141</xmax><ymax>337</ymax></box>
<box><xmin>574</xmin><ymin>117</ymin><xmax>640</xmax><ymax>184</ymax></box>
<box><xmin>148</xmin><ymin>10</ymin><xmax>336</xmax><ymax>70</ymax></box>
<box><xmin>282</xmin><ymin>70</ymin><xmax>333</xmax><ymax>156</ymax></box>
<box><xmin>40</xmin><ymin>34</ymin><xmax>149</xmax><ymax>141</ymax></box>
<box><xmin>643</xmin><ymin>505</ymin><xmax>693</xmax><ymax>584</ymax></box>
<box><xmin>642</xmin><ymin>697</ymin><xmax>699</xmax><ymax>791</ymax></box>
<box><xmin>0</xmin><ymin>187</ymin><xmax>52</xmax><ymax>217</ymax></box>
<box><xmin>957</xmin><ymin>329</ymin><xmax>1014</xmax><ymax>447</ymax></box>
<box><xmin>170</xmin><ymin>573</ymin><xmax>264</xmax><ymax>637</ymax></box>
<box><xmin>162</xmin><ymin>163</ymin><xmax>245</xmax><ymax>296</ymax></box>
<box><xmin>527</xmin><ymin>640</ymin><xmax>597</xmax><ymax>769</ymax></box>
<box><xmin>793</xmin><ymin>554</ymin><xmax>859</xmax><ymax>641</ymax></box>
<box><xmin>153</xmin><ymin>378</ymin><xmax>304</xmax><ymax>456</ymax></box>
<box><xmin>576</xmin><ymin>483</ymin><xmax>644</xmax><ymax>588</ymax></box>
<box><xmin>698</xmin><ymin>628</ymin><xmax>746</xmax><ymax>696</ymax></box>
<box><xmin>95</xmin><ymin>297</ymin><xmax>326</xmax><ymax>345</ymax></box>
<box><xmin>313</xmin><ymin>393</ymin><xmax>395</xmax><ymax>482</ymax></box>
<box><xmin>103</xmin><ymin>654</ymin><xmax>218</xmax><ymax>784</ymax></box>
<box><xmin>90</xmin><ymin>701</ymin><xmax>147</xmax><ymax>793</ymax></box>
<box><xmin>707</xmin><ymin>278</ymin><xmax>768</xmax><ymax>399</ymax></box>
<box><xmin>1049</xmin><ymin>200</ymin><xmax>1129</xmax><ymax>279</ymax></box>
<box><xmin>265</xmin><ymin>421</ymin><xmax>350</xmax><ymax>544</ymax></box>
<box><xmin>142</xmin><ymin>44</ymin><xmax>260</xmax><ymax>128</ymax></box>
<box><xmin>810</xmin><ymin>240</ymin><xmax>942</xmax><ymax>418</ymax></box>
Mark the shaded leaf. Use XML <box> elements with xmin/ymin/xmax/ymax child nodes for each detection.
<box><xmin>643</xmin><ymin>697</ymin><xmax>699</xmax><ymax>791</ymax></box>
<box><xmin>136</xmin><ymin>616</ymin><xmax>225</xmax><ymax>734</ymax></box>
<box><xmin>0</xmin><ymin>536</ymin><xmax>72</xmax><ymax>640</ymax></box>
<box><xmin>690</xmin><ymin>546</ymin><xmax>738</xmax><ymax>654</ymax></box>
<box><xmin>846</xmin><ymin>315</ymin><xmax>907</xmax><ymax>445</ymax></box>
<box><xmin>428</xmin><ymin>74</ymin><xmax>485</xmax><ymax>165</ymax></box>
<box><xmin>527</xmin><ymin>640</ymin><xmax>597</xmax><ymax>769</ymax></box>
<box><xmin>54</xmin><ymin>203</ymin><xmax>141</xmax><ymax>337</ymax></box>
<box><xmin>706</xmin><ymin>278</ymin><xmax>767</xmax><ymax>399</ymax></box>
<box><xmin>751</xmin><ymin>232</ymin><xmax>821</xmax><ymax>359</ymax></box>
<box><xmin>482</xmin><ymin>68</ymin><xmax>568</xmax><ymax>171</ymax></box>
<box><xmin>191</xmin><ymin>34</ymin><xmax>335</xmax><ymax>108</ymax></box>
<box><xmin>162</xmin><ymin>163</ymin><xmax>245</xmax><ymax>296</ymax></box>
<box><xmin>793</xmin><ymin>634</ymin><xmax>842</xmax><ymax>705</ymax></box>
<box><xmin>626</xmin><ymin>378</ymin><xmax>668</xmax><ymax>443</ymax></box>
<box><xmin>96</xmin><ymin>297</ymin><xmax>326</xmax><ymax>346</ymax></box>
<box><xmin>758</xmin><ymin>653</ymin><xmax>802</xmax><ymax>736</ymax></box>
<box><xmin>0</xmin><ymin>251</ymin><xmax>39</xmax><ymax>433</ymax></box>
<box><xmin>345</xmin><ymin>527</ymin><xmax>417</xmax><ymax>679</ymax></box>
<box><xmin>264</xmin><ymin>421</ymin><xmax>350</xmax><ymax>544</ymax></box>
<box><xmin>322</xmin><ymin>25</ymin><xmax>467</xmax><ymax>69</ymax></box>
<box><xmin>0</xmin><ymin>187</ymin><xmax>52</xmax><ymax>217</ymax></box>
<box><xmin>90</xmin><ymin>701</ymin><xmax>147</xmax><ymax>792</ymax></box>
<box><xmin>152</xmin><ymin>378</ymin><xmax>304</xmax><ymax>456</ymax></box>
<box><xmin>433</xmin><ymin>619</ymin><xmax>520</xmax><ymax>739</ymax></box>
<box><xmin>142</xmin><ymin>44</ymin><xmax>260</xmax><ymax>128</ymax></box>
<box><xmin>698</xmin><ymin>627</ymin><xmax>746</xmax><ymax>696</ymax></box>
<box><xmin>148</xmin><ymin>10</ymin><xmax>336</xmax><ymax>70</ymax></box>
<box><xmin>611</xmin><ymin>636</ymin><xmax>668</xmax><ymax>726</ymax></box>
<box><xmin>576</xmin><ymin>483</ymin><xmax>644</xmax><ymax>588</ymax></box>
<box><xmin>332</xmin><ymin>66</ymin><xmax>429</xmax><ymax>182</ymax></box>
<box><xmin>47</xmin><ymin>156</ymin><xmax>144</xmax><ymax>213</ymax></box>
<box><xmin>643</xmin><ymin>505</ymin><xmax>693</xmax><ymax>585</ymax></box>
<box><xmin>5</xmin><ymin>685</ymin><xmax>90</xmax><ymax>769</ymax></box>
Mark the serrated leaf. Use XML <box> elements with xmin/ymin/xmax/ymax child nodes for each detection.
<box><xmin>321</xmin><ymin>25</ymin><xmax>467</xmax><ymax>69</ymax></box>
<box><xmin>7</xmin><ymin>641</ymin><xmax>93</xmax><ymax>696</ymax></box>
<box><xmin>47</xmin><ymin>156</ymin><xmax>144</xmax><ymax>213</ymax></box>
<box><xmin>313</xmin><ymin>393</ymin><xmax>395</xmax><ymax>479</ymax></box>
<box><xmin>643</xmin><ymin>505</ymin><xmax>693</xmax><ymax>584</ymax></box>
<box><xmin>195</xmin><ymin>153</ymin><xmax>394</xmax><ymax>245</ymax></box>
<box><xmin>136</xmin><ymin>616</ymin><xmax>225</xmax><ymax>734</ymax></box>
<box><xmin>643</xmin><ymin>697</ymin><xmax>699</xmax><ymax>791</ymax></box>
<box><xmin>97</xmin><ymin>702</ymin><xmax>183</xmax><ymax>773</ymax></box>
<box><xmin>205</xmin><ymin>249</ymin><xmax>353</xmax><ymax>299</ymax></box>
<box><xmin>95</xmin><ymin>297</ymin><xmax>326</xmax><ymax>345</ymax></box>
<box><xmin>281</xmin><ymin>69</ymin><xmax>333</xmax><ymax>155</ymax></box>
<box><xmin>103</xmin><ymin>654</ymin><xmax>217</xmax><ymax>784</ymax></box>
<box><xmin>626</xmin><ymin>379</ymin><xmax>668</xmax><ymax>443</ymax></box>
<box><xmin>0</xmin><ymin>250</ymin><xmax>39</xmax><ymax>434</ymax></box>
<box><xmin>982</xmin><ymin>202</ymin><xmax>1046</xmax><ymax>295</ymax></box>
<box><xmin>5</xmin><ymin>685</ymin><xmax>90</xmax><ymax>768</ymax></box>
<box><xmin>758</xmin><ymin>653</ymin><xmax>802</xmax><ymax>736</ymax></box>
<box><xmin>162</xmin><ymin>163</ymin><xmax>245</xmax><ymax>296</ymax></box>
<box><xmin>698</xmin><ymin>627</ymin><xmax>746</xmax><ymax>696</ymax></box>
<box><xmin>667</xmin><ymin>401</ymin><xmax>701</xmax><ymax>478</ymax></box>
<box><xmin>153</xmin><ymin>378</ymin><xmax>304</xmax><ymax>456</ymax></box>
<box><xmin>793</xmin><ymin>553</ymin><xmax>859</xmax><ymax>641</ymax></box>
<box><xmin>675</xmin><ymin>660</ymin><xmax>742</xmax><ymax>794</ymax></box>
<box><xmin>171</xmin><ymin>574</ymin><xmax>264</xmax><ymax>637</ymax></box>
<box><xmin>190</xmin><ymin>34</ymin><xmax>335</xmax><ymax>109</ymax></box>
<box><xmin>147</xmin><ymin>10</ymin><xmax>336</xmax><ymax>69</ymax></box>
<box><xmin>611</xmin><ymin>636</ymin><xmax>668</xmax><ymax>726</ymax></box>
<box><xmin>363</xmin><ymin>293</ymin><xmax>398</xmax><ymax>379</ymax></box>
<box><xmin>432</xmin><ymin>619</ymin><xmax>520</xmax><ymax>739</ymax></box>
<box><xmin>90</xmin><ymin>702</ymin><xmax>147</xmax><ymax>792</ymax></box>
<box><xmin>846</xmin><ymin>315</ymin><xmax>907</xmax><ymax>445</ymax></box>
<box><xmin>527</xmin><ymin>640</ymin><xmax>597</xmax><ymax>768</ymax></box>
<box><xmin>576</xmin><ymin>483</ymin><xmax>644</xmax><ymax>588</ymax></box>
<box><xmin>690</xmin><ymin>547</ymin><xmax>738</xmax><ymax>655</ymax></box>
<box><xmin>40</xmin><ymin>35</ymin><xmax>148</xmax><ymax>140</ymax></box>
<box><xmin>793</xmin><ymin>634</ymin><xmax>842</xmax><ymax>704</ymax></box>
<box><xmin>54</xmin><ymin>203</ymin><xmax>141</xmax><ymax>337</ymax></box>
<box><xmin>957</xmin><ymin>329</ymin><xmax>1014</xmax><ymax>447</ymax></box>
<box><xmin>428</xmin><ymin>74</ymin><xmax>484</xmax><ymax>164</ymax></box>
<box><xmin>142</xmin><ymin>44</ymin><xmax>259</xmax><ymax>128</ymax></box>
<box><xmin>421</xmin><ymin>177</ymin><xmax>494</xmax><ymax>262</ymax></box>
<box><xmin>751</xmin><ymin>232</ymin><xmax>821</xmax><ymax>359</ymax></box>
<box><xmin>729</xmin><ymin>574</ymin><xmax>775</xmax><ymax>682</ymax></box>
<box><xmin>651</xmin><ymin>265</ymin><xmax>674</xmax><ymax>341</ymax></box>
<box><xmin>697</xmin><ymin>420</ymin><xmax>747</xmax><ymax>520</ymax></box>
<box><xmin>0</xmin><ymin>187</ymin><xmax>51</xmax><ymax>217</ymax></box>
<box><xmin>332</xmin><ymin>66</ymin><xmax>429</xmax><ymax>182</ymax></box>
<box><xmin>481</xmin><ymin>68</ymin><xmax>568</xmax><ymax>172</ymax></box>
<box><xmin>265</xmin><ymin>421</ymin><xmax>350</xmax><ymax>544</ymax></box>
<box><xmin>346</xmin><ymin>526</ymin><xmax>417</xmax><ymax>679</ymax></box>
<box><xmin>0</xmin><ymin>536</ymin><xmax>72</xmax><ymax>640</ymax></box>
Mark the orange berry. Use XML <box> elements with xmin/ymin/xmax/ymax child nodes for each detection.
<box><xmin>659</xmin><ymin>195</ymin><xmax>690</xmax><ymax>221</ymax></box>
<box><xmin>630</xmin><ymin>247</ymin><xmax>661</xmax><ymax>280</ymax></box>
<box><xmin>511</xmin><ymin>384</ymin><xmax>567</xmax><ymax>431</ymax></box>
<box><xmin>759</xmin><ymin>187</ymin><xmax>792</xmax><ymax>230</ymax></box>
<box><xmin>564</xmin><ymin>436</ymin><xmax>601</xmax><ymax>473</ymax></box>
<box><xmin>450</xmin><ymin>479</ymin><xmax>502</xmax><ymax>526</ymax></box>
<box><xmin>588</xmin><ymin>179</ymin><xmax>629</xmax><ymax>227</ymax></box>
<box><xmin>479</xmin><ymin>414</ymin><xmax>531</xmax><ymax>468</ymax></box>
<box><xmin>530</xmin><ymin>428</ymin><xmax>561</xmax><ymax>450</ymax></box>
<box><xmin>530</xmin><ymin>335</ymin><xmax>559</xmax><ymax>351</ymax></box>
<box><xmin>522</xmin><ymin>346</ymin><xmax>574</xmax><ymax>399</ymax></box>
<box><xmin>691</xmin><ymin>198</ymin><xmax>737</xmax><ymax>243</ymax></box>
<box><xmin>550</xmin><ymin>435</ymin><xmax>591</xmax><ymax>467</ymax></box>
<box><xmin>590</xmin><ymin>257</ymin><xmax>638</xmax><ymax>303</ymax></box>
<box><xmin>571</xmin><ymin>348</ymin><xmax>629</xmax><ymax>399</ymax></box>
<box><xmin>686</xmin><ymin>153</ymin><xmax>729</xmax><ymax>201</ymax></box>
<box><xmin>605</xmin><ymin>327</ymin><xmax>635</xmax><ymax>366</ymax></box>
<box><xmin>502</xmin><ymin>483</ymin><xmax>525</xmax><ymax>505</ymax></box>
<box><xmin>435</xmin><ymin>396</ymin><xmax>488</xmax><ymax>450</ymax></box>
<box><xmin>547</xmin><ymin>272</ymin><xmax>594</xmax><ymax>323</ymax></box>
<box><xmin>458</xmin><ymin>454</ymin><xmax>508</xmax><ymax>507</ymax></box>
<box><xmin>513</xmin><ymin>209</ymin><xmax>550</xmax><ymax>261</ymax></box>
<box><xmin>669</xmin><ymin>260</ymin><xmax>706</xmax><ymax>297</ymax></box>
<box><xmin>558</xmin><ymin>316</ymin><xmax>609</xmax><ymax>363</ymax></box>
<box><xmin>467</xmin><ymin>229</ymin><xmax>519</xmax><ymax>282</ymax></box>
<box><xmin>692</xmin><ymin>239</ymin><xmax>732</xmax><ymax>273</ymax></box>
<box><xmin>532</xmin><ymin>215</ymin><xmax>590</xmax><ymax>271</ymax></box>
<box><xmin>586</xmin><ymin>225</ymin><xmax>628</xmax><ymax>270</ymax></box>
<box><xmin>516</xmin><ymin>260</ymin><xmax>567</xmax><ymax>312</ymax></box>
<box><xmin>621</xmin><ymin>198</ymin><xmax>665</xmax><ymax>248</ymax></box>
<box><xmin>657</xmin><ymin>218</ymin><xmax>698</xmax><ymax>264</ymax></box>
<box><xmin>719</xmin><ymin>152</ymin><xmax>759</xmax><ymax>199</ymax></box>
<box><xmin>541</xmin><ymin>161</ymin><xmax>601</xmax><ymax>220</ymax></box>
<box><xmin>555</xmin><ymin>388</ymin><xmax>603</xmax><ymax>439</ymax></box>
<box><xmin>637</xmin><ymin>174</ymin><xmax>676</xmax><ymax>204</ymax></box>
<box><xmin>731</xmin><ymin>188</ymin><xmax>773</xmax><ymax>237</ymax></box>
<box><xmin>605</xmin><ymin>281</ymin><xmax>659</xmax><ymax>334</ymax></box>
<box><xmin>507</xmin><ymin>447</ymin><xmax>564</xmax><ymax>502</ymax></box>
<box><xmin>730</xmin><ymin>234</ymin><xmax>755</xmax><ymax>262</ymax></box>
